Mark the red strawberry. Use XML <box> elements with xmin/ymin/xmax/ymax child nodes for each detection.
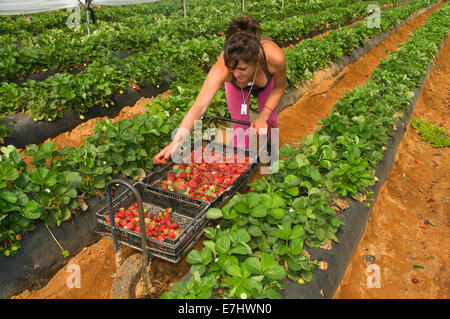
<box><xmin>412</xmin><ymin>278</ymin><xmax>419</xmax><ymax>284</ymax></box>
<box><xmin>189</xmin><ymin>180</ymin><xmax>199</xmax><ymax>189</ymax></box>
<box><xmin>223</xmin><ymin>178</ymin><xmax>232</xmax><ymax>186</ymax></box>
<box><xmin>116</xmin><ymin>211</ymin><xmax>125</xmax><ymax>219</ymax></box>
<box><xmin>178</xmin><ymin>171</ymin><xmax>187</xmax><ymax>179</ymax></box>
<box><xmin>125</xmin><ymin>222</ymin><xmax>136</xmax><ymax>231</ymax></box>
<box><xmin>167</xmin><ymin>231</ymin><xmax>176</xmax><ymax>239</ymax></box>
<box><xmin>157</xmin><ymin>235</ymin><xmax>166</xmax><ymax>242</ymax></box>
<box><xmin>36</xmin><ymin>69</ymin><xmax>40</xmax><ymax>74</ymax></box>
<box><xmin>135</xmin><ymin>85</ymin><xmax>141</xmax><ymax>91</ymax></box>
<box><xmin>319</xmin><ymin>261</ymin><xmax>328</xmax><ymax>271</ymax></box>
<box><xmin>167</xmin><ymin>172</ymin><xmax>176</xmax><ymax>181</ymax></box>
<box><xmin>176</xmin><ymin>181</ymin><xmax>185</xmax><ymax>191</ymax></box>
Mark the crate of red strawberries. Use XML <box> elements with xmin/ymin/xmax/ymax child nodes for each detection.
<box><xmin>143</xmin><ymin>144</ymin><xmax>259</xmax><ymax>208</ymax></box>
<box><xmin>96</xmin><ymin>182</ymin><xmax>209</xmax><ymax>263</ymax></box>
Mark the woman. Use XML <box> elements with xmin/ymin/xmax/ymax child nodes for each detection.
<box><xmin>153</xmin><ymin>16</ymin><xmax>286</xmax><ymax>164</ymax></box>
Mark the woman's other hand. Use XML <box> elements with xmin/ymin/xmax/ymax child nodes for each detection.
<box><xmin>250</xmin><ymin>115</ymin><xmax>269</xmax><ymax>136</ymax></box>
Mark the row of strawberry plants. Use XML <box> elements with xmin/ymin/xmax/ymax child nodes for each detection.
<box><xmin>0</xmin><ymin>10</ymin><xmax>72</xmax><ymax>35</ymax></box>
<box><xmin>284</xmin><ymin>0</ymin><xmax>438</xmax><ymax>87</ymax></box>
<box><xmin>0</xmin><ymin>0</ymin><xmax>395</xmax><ymax>83</ymax></box>
<box><xmin>264</xmin><ymin>0</ymin><xmax>393</xmax><ymax>44</ymax></box>
<box><xmin>0</xmin><ymin>35</ymin><xmax>224</xmax><ymax>121</ymax></box>
<box><xmin>0</xmin><ymin>0</ymin><xmax>438</xmax><ymax>258</ymax></box>
<box><xmin>97</xmin><ymin>0</ymin><xmax>365</xmax><ymax>23</ymax></box>
<box><xmin>160</xmin><ymin>0</ymin><xmax>449</xmax><ymax>299</ymax></box>
<box><xmin>0</xmin><ymin>0</ymin><xmax>185</xmax><ymax>36</ymax></box>
<box><xmin>0</xmin><ymin>0</ymin><xmax>413</xmax><ymax>121</ymax></box>
<box><xmin>0</xmin><ymin>0</ymin><xmax>360</xmax><ymax>36</ymax></box>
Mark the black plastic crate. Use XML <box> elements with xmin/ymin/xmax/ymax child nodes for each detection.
<box><xmin>142</xmin><ymin>142</ymin><xmax>259</xmax><ymax>208</ymax></box>
<box><xmin>95</xmin><ymin>182</ymin><xmax>209</xmax><ymax>263</ymax></box>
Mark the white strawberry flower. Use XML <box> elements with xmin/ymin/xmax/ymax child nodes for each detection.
<box><xmin>45</xmin><ymin>188</ymin><xmax>51</xmax><ymax>193</ymax></box>
<box><xmin>240</xmin><ymin>292</ymin><xmax>247</xmax><ymax>299</ymax></box>
<box><xmin>289</xmin><ymin>208</ymin><xmax>295</xmax><ymax>213</ymax></box>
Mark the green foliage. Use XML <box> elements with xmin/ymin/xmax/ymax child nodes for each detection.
<box><xmin>411</xmin><ymin>118</ymin><xmax>450</xmax><ymax>148</ymax></box>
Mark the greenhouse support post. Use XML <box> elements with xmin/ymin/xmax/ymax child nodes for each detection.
<box><xmin>86</xmin><ymin>6</ymin><xmax>91</xmax><ymax>34</ymax></box>
<box><xmin>78</xmin><ymin>0</ymin><xmax>92</xmax><ymax>35</ymax></box>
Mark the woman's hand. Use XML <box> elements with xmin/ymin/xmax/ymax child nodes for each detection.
<box><xmin>250</xmin><ymin>115</ymin><xmax>269</xmax><ymax>136</ymax></box>
<box><xmin>153</xmin><ymin>141</ymin><xmax>179</xmax><ymax>165</ymax></box>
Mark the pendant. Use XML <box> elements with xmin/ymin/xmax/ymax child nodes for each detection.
<box><xmin>241</xmin><ymin>103</ymin><xmax>248</xmax><ymax>115</ymax></box>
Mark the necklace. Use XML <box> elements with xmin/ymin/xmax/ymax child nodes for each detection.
<box><xmin>239</xmin><ymin>64</ymin><xmax>258</xmax><ymax>116</ymax></box>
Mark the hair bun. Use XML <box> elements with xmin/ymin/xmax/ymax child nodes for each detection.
<box><xmin>226</xmin><ymin>16</ymin><xmax>261</xmax><ymax>40</ymax></box>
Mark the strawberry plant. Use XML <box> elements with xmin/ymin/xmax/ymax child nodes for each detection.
<box><xmin>83</xmin><ymin>104</ymin><xmax>174</xmax><ymax>181</ymax></box>
<box><xmin>0</xmin><ymin>146</ymin><xmax>41</xmax><ymax>257</ymax></box>
<box><xmin>0</xmin><ymin>118</ymin><xmax>12</xmax><ymax>145</ymax></box>
<box><xmin>411</xmin><ymin>117</ymin><xmax>450</xmax><ymax>148</ymax></box>
<box><xmin>24</xmin><ymin>141</ymin><xmax>82</xmax><ymax>226</ymax></box>
<box><xmin>0</xmin><ymin>83</ymin><xmax>25</xmax><ymax>115</ymax></box>
<box><xmin>162</xmin><ymin>187</ymin><xmax>338</xmax><ymax>298</ymax></box>
<box><xmin>61</xmin><ymin>144</ymin><xmax>113</xmax><ymax>196</ymax></box>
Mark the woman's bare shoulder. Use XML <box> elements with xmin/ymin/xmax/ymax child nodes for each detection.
<box><xmin>260</xmin><ymin>39</ymin><xmax>286</xmax><ymax>72</ymax></box>
<box><xmin>210</xmin><ymin>52</ymin><xmax>233</xmax><ymax>82</ymax></box>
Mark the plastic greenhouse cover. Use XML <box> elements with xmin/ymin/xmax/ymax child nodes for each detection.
<box><xmin>0</xmin><ymin>0</ymin><xmax>160</xmax><ymax>16</ymax></box>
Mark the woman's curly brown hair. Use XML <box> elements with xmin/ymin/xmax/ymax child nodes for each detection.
<box><xmin>224</xmin><ymin>16</ymin><xmax>262</xmax><ymax>70</ymax></box>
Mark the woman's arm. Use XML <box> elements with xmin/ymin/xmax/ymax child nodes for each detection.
<box><xmin>153</xmin><ymin>55</ymin><xmax>230</xmax><ymax>164</ymax></box>
<box><xmin>251</xmin><ymin>43</ymin><xmax>287</xmax><ymax>133</ymax></box>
